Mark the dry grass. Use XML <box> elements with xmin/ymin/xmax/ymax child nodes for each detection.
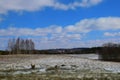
<box><xmin>0</xmin><ymin>72</ymin><xmax>120</xmax><ymax>80</ymax></box>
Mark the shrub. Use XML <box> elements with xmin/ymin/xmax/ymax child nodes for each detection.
<box><xmin>99</xmin><ymin>43</ymin><xmax>120</xmax><ymax>62</ymax></box>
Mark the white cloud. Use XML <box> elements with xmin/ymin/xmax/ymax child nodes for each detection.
<box><xmin>66</xmin><ymin>17</ymin><xmax>120</xmax><ymax>33</ymax></box>
<box><xmin>0</xmin><ymin>38</ymin><xmax>8</xmax><ymax>50</ymax></box>
<box><xmin>73</xmin><ymin>0</ymin><xmax>102</xmax><ymax>8</ymax></box>
<box><xmin>32</xmin><ymin>38</ymin><xmax>120</xmax><ymax>49</ymax></box>
<box><xmin>0</xmin><ymin>26</ymin><xmax>63</xmax><ymax>36</ymax></box>
<box><xmin>104</xmin><ymin>32</ymin><xmax>120</xmax><ymax>37</ymax></box>
<box><xmin>0</xmin><ymin>0</ymin><xmax>102</xmax><ymax>14</ymax></box>
<box><xmin>0</xmin><ymin>0</ymin><xmax>55</xmax><ymax>14</ymax></box>
<box><xmin>53</xmin><ymin>0</ymin><xmax>102</xmax><ymax>10</ymax></box>
<box><xmin>1</xmin><ymin>36</ymin><xmax>120</xmax><ymax>50</ymax></box>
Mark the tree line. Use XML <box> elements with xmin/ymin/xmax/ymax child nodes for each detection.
<box><xmin>2</xmin><ymin>38</ymin><xmax>120</xmax><ymax>62</ymax></box>
<box><xmin>7</xmin><ymin>38</ymin><xmax>35</xmax><ymax>54</ymax></box>
<box><xmin>99</xmin><ymin>42</ymin><xmax>120</xmax><ymax>62</ymax></box>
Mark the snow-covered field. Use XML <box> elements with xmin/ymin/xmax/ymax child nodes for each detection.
<box><xmin>0</xmin><ymin>54</ymin><xmax>120</xmax><ymax>80</ymax></box>
<box><xmin>0</xmin><ymin>54</ymin><xmax>120</xmax><ymax>73</ymax></box>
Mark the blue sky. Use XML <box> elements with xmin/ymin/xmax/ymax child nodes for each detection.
<box><xmin>0</xmin><ymin>0</ymin><xmax>120</xmax><ymax>50</ymax></box>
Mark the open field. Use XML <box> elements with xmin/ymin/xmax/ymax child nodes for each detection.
<box><xmin>0</xmin><ymin>54</ymin><xmax>120</xmax><ymax>80</ymax></box>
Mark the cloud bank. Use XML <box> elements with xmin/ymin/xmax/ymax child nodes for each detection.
<box><xmin>1</xmin><ymin>16</ymin><xmax>120</xmax><ymax>49</ymax></box>
<box><xmin>0</xmin><ymin>0</ymin><xmax>102</xmax><ymax>14</ymax></box>
<box><xmin>104</xmin><ymin>32</ymin><xmax>120</xmax><ymax>37</ymax></box>
<box><xmin>66</xmin><ymin>17</ymin><xmax>120</xmax><ymax>33</ymax></box>
<box><xmin>0</xmin><ymin>17</ymin><xmax>120</xmax><ymax>37</ymax></box>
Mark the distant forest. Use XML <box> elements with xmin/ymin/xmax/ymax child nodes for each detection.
<box><xmin>0</xmin><ymin>38</ymin><xmax>120</xmax><ymax>62</ymax></box>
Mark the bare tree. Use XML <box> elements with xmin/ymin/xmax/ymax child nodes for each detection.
<box><xmin>7</xmin><ymin>39</ymin><xmax>12</xmax><ymax>54</ymax></box>
<box><xmin>7</xmin><ymin>38</ymin><xmax>35</xmax><ymax>54</ymax></box>
<box><xmin>7</xmin><ymin>38</ymin><xmax>16</xmax><ymax>54</ymax></box>
<box><xmin>29</xmin><ymin>39</ymin><xmax>35</xmax><ymax>54</ymax></box>
<box><xmin>15</xmin><ymin>38</ymin><xmax>20</xmax><ymax>54</ymax></box>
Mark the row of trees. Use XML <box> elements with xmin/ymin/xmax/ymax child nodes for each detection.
<box><xmin>7</xmin><ymin>38</ymin><xmax>35</xmax><ymax>54</ymax></box>
<box><xmin>99</xmin><ymin>43</ymin><xmax>120</xmax><ymax>61</ymax></box>
<box><xmin>5</xmin><ymin>38</ymin><xmax>120</xmax><ymax>62</ymax></box>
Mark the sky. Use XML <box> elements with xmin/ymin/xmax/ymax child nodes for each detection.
<box><xmin>0</xmin><ymin>0</ymin><xmax>120</xmax><ymax>50</ymax></box>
